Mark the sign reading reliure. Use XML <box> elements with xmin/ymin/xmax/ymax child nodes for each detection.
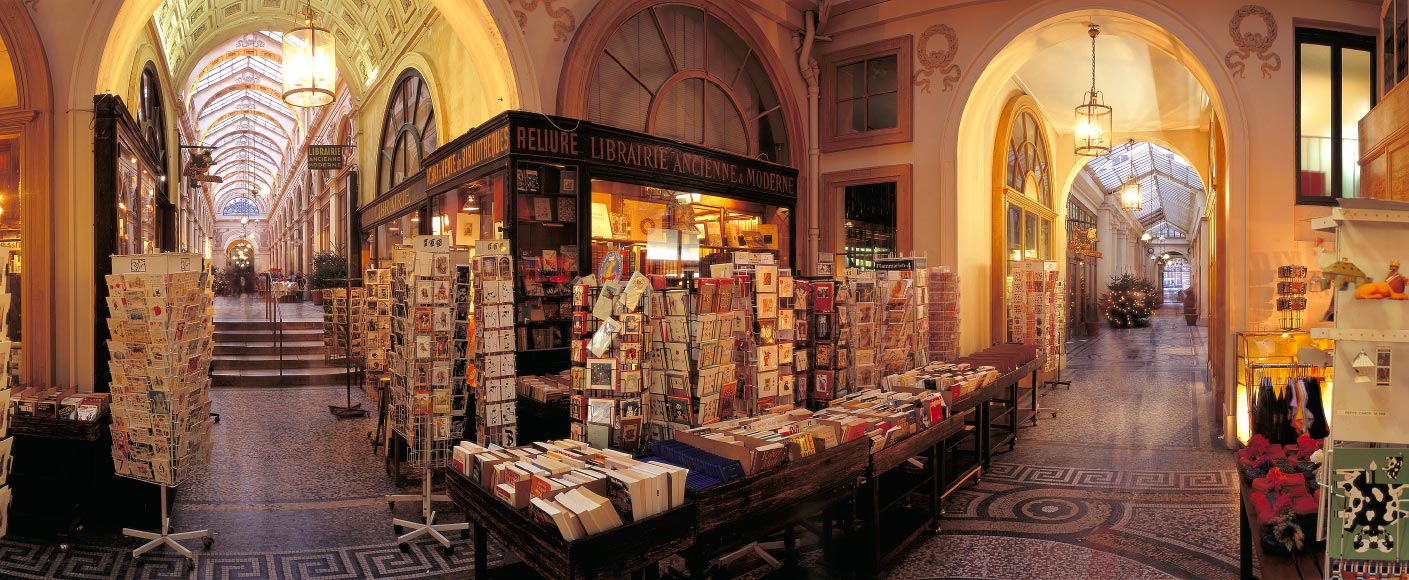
<box><xmin>423</xmin><ymin>112</ymin><xmax>798</xmax><ymax>199</ymax></box>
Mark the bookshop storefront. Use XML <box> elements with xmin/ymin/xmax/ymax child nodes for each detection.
<box><xmin>359</xmin><ymin>111</ymin><xmax>799</xmax><ymax>373</ymax></box>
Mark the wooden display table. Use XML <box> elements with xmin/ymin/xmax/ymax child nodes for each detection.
<box><xmin>855</xmin><ymin>355</ymin><xmax>1042</xmax><ymax>576</ymax></box>
<box><xmin>1239</xmin><ymin>477</ymin><xmax>1323</xmax><ymax>579</ymax></box>
<box><xmin>444</xmin><ymin>468</ymin><xmax>697</xmax><ymax>580</ymax></box>
<box><xmin>681</xmin><ymin>436</ymin><xmax>869</xmax><ymax>575</ymax></box>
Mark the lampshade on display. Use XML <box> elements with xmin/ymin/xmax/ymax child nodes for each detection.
<box><xmin>1073</xmin><ymin>24</ymin><xmax>1112</xmax><ymax>156</ymax></box>
<box><xmin>282</xmin><ymin>5</ymin><xmax>336</xmax><ymax>108</ymax></box>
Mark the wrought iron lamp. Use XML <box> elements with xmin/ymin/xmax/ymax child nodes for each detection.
<box><xmin>282</xmin><ymin>0</ymin><xmax>337</xmax><ymax>107</ymax></box>
<box><xmin>1073</xmin><ymin>24</ymin><xmax>1112</xmax><ymax>156</ymax></box>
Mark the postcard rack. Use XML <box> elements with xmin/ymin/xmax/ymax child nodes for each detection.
<box><xmin>384</xmin><ymin>237</ymin><xmax>472</xmax><ymax>553</ymax></box>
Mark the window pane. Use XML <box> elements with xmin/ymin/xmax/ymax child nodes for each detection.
<box><xmin>867</xmin><ymin>55</ymin><xmax>897</xmax><ymax>94</ymax></box>
<box><xmin>1299</xmin><ymin>43</ymin><xmax>1333</xmax><ymax>197</ymax></box>
<box><xmin>866</xmin><ymin>92</ymin><xmax>898</xmax><ymax>131</ymax></box>
<box><xmin>1040</xmin><ymin>218</ymin><xmax>1052</xmax><ymax>260</ymax></box>
<box><xmin>837</xmin><ymin>99</ymin><xmax>864</xmax><ymax>135</ymax></box>
<box><xmin>1006</xmin><ymin>205</ymin><xmax>1021</xmax><ymax>262</ymax></box>
<box><xmin>837</xmin><ymin>62</ymin><xmax>864</xmax><ymax>99</ymax></box>
<box><xmin>1342</xmin><ymin>48</ymin><xmax>1373</xmax><ymax>198</ymax></box>
<box><xmin>1023</xmin><ymin>210</ymin><xmax>1038</xmax><ymax>259</ymax></box>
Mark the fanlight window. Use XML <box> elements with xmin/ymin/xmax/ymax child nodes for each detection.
<box><xmin>1004</xmin><ymin>111</ymin><xmax>1051</xmax><ymax>207</ymax></box>
<box><xmin>586</xmin><ymin>4</ymin><xmax>789</xmax><ymax>163</ymax></box>
<box><xmin>223</xmin><ymin>197</ymin><xmax>262</xmax><ymax>216</ymax></box>
<box><xmin>377</xmin><ymin>69</ymin><xmax>437</xmax><ymax>194</ymax></box>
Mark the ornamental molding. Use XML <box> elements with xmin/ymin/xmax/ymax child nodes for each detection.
<box><xmin>510</xmin><ymin>0</ymin><xmax>577</xmax><ymax>42</ymax></box>
<box><xmin>913</xmin><ymin>24</ymin><xmax>960</xmax><ymax>93</ymax></box>
<box><xmin>1225</xmin><ymin>4</ymin><xmax>1281</xmax><ymax>79</ymax></box>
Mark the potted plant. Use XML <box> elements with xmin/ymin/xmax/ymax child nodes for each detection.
<box><xmin>1182</xmin><ymin>288</ymin><xmax>1199</xmax><ymax>326</ymax></box>
<box><xmin>309</xmin><ymin>250</ymin><xmax>348</xmax><ymax>305</ymax></box>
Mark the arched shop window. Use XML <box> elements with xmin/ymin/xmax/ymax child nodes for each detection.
<box><xmin>138</xmin><ymin>62</ymin><xmax>167</xmax><ymax>164</ymax></box>
<box><xmin>585</xmin><ymin>3</ymin><xmax>790</xmax><ymax>162</ymax></box>
<box><xmin>994</xmin><ymin>96</ymin><xmax>1056</xmax><ymax>340</ymax></box>
<box><xmin>376</xmin><ymin>69</ymin><xmax>437</xmax><ymax>194</ymax></box>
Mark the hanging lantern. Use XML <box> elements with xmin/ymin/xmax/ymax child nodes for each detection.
<box><xmin>1074</xmin><ymin>24</ymin><xmax>1113</xmax><ymax>156</ymax></box>
<box><xmin>1118</xmin><ymin>140</ymin><xmax>1142</xmax><ymax>212</ymax></box>
<box><xmin>282</xmin><ymin>2</ymin><xmax>336</xmax><ymax>108</ymax></box>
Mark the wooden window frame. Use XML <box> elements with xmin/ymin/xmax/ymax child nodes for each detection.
<box><xmin>818</xmin><ymin>164</ymin><xmax>912</xmax><ymax>257</ymax></box>
<box><xmin>1295</xmin><ymin>27</ymin><xmax>1376</xmax><ymax>204</ymax></box>
<box><xmin>819</xmin><ymin>36</ymin><xmax>913</xmax><ymax>152</ymax></box>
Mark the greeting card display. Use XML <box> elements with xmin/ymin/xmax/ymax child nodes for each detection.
<box><xmin>571</xmin><ymin>271</ymin><xmax>654</xmax><ymax>451</ymax></box>
<box><xmin>388</xmin><ymin>238</ymin><xmax>472</xmax><ymax>466</ymax></box>
<box><xmin>1008</xmin><ymin>260</ymin><xmax>1060</xmax><ymax>371</ymax></box>
<box><xmin>363</xmin><ymin>269</ymin><xmax>394</xmax><ymax>391</ymax></box>
<box><xmin>875</xmin><ymin>257</ymin><xmax>930</xmax><ymax>376</ymax></box>
<box><xmin>322</xmin><ymin>286</ymin><xmax>365</xmax><ymax>363</ymax></box>
<box><xmin>927</xmin><ymin>267</ymin><xmax>961</xmax><ymax>362</ymax></box>
<box><xmin>104</xmin><ymin>253</ymin><xmax>216</xmax><ymax>559</ymax></box>
<box><xmin>104</xmin><ymin>253</ymin><xmax>215</xmax><ymax>487</ymax></box>
<box><xmin>473</xmin><ymin>239</ymin><xmax>518</xmax><ymax>447</ymax></box>
<box><xmin>0</xmin><ymin>249</ymin><xmax>13</xmax><ymax>538</ymax></box>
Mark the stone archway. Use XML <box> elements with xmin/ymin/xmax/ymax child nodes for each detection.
<box><xmin>946</xmin><ymin>2</ymin><xmax>1249</xmax><ymax>446</ymax></box>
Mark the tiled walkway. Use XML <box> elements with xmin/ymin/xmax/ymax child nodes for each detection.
<box><xmin>888</xmin><ymin>308</ymin><xmax>1237</xmax><ymax>580</ymax></box>
<box><xmin>0</xmin><ymin>308</ymin><xmax>1233</xmax><ymax>579</ymax></box>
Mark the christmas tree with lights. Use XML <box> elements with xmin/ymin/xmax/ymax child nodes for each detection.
<box><xmin>1104</xmin><ymin>274</ymin><xmax>1158</xmax><ymax>328</ymax></box>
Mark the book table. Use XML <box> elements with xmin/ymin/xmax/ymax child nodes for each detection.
<box><xmin>681</xmin><ymin>436</ymin><xmax>870</xmax><ymax>576</ymax></box>
<box><xmin>855</xmin><ymin>355</ymin><xmax>1043</xmax><ymax>576</ymax></box>
<box><xmin>444</xmin><ymin>468</ymin><xmax>697</xmax><ymax>579</ymax></box>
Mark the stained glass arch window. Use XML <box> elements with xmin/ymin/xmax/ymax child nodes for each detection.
<box><xmin>222</xmin><ymin>196</ymin><xmax>262</xmax><ymax>216</ymax></box>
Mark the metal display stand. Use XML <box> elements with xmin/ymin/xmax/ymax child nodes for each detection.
<box><xmin>329</xmin><ymin>275</ymin><xmax>368</xmax><ymax>419</ymax></box>
<box><xmin>123</xmin><ymin>484</ymin><xmax>211</xmax><ymax>561</ymax></box>
<box><xmin>388</xmin><ymin>407</ymin><xmax>468</xmax><ymax>555</ymax></box>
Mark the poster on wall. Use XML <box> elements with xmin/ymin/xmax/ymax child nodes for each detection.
<box><xmin>1329</xmin><ymin>447</ymin><xmax>1409</xmax><ymax>561</ymax></box>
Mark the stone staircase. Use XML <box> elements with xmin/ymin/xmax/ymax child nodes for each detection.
<box><xmin>211</xmin><ymin>320</ymin><xmax>359</xmax><ymax>387</ymax></box>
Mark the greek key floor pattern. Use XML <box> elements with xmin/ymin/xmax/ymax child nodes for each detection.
<box><xmin>0</xmin><ymin>537</ymin><xmax>505</xmax><ymax>580</ymax></box>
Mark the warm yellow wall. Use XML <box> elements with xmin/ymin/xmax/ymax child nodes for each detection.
<box><xmin>355</xmin><ymin>11</ymin><xmax>510</xmax><ymax>206</ymax></box>
<box><xmin>0</xmin><ymin>34</ymin><xmax>16</xmax><ymax>109</ymax></box>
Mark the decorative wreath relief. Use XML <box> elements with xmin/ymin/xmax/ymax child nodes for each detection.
<box><xmin>511</xmin><ymin>0</ymin><xmax>578</xmax><ymax>42</ymax></box>
<box><xmin>913</xmin><ymin>24</ymin><xmax>961</xmax><ymax>93</ymax></box>
<box><xmin>1225</xmin><ymin>5</ymin><xmax>1281</xmax><ymax>79</ymax></box>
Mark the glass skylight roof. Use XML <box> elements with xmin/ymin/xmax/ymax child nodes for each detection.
<box><xmin>1082</xmin><ymin>141</ymin><xmax>1206</xmax><ymax>234</ymax></box>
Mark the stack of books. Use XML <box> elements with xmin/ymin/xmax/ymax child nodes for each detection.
<box><xmin>473</xmin><ymin>239</ymin><xmax>518</xmax><ymax>447</ymax></box>
<box><xmin>388</xmin><ymin>237</ymin><xmax>472</xmax><ymax>465</ymax></box>
<box><xmin>103</xmin><ymin>253</ymin><xmax>215</xmax><ymax>486</ymax></box>
<box><xmin>813</xmin><ymin>387</ymin><xmax>950</xmax><ymax>452</ymax></box>
<box><xmin>516</xmin><ymin>374</ymin><xmax>571</xmax><ymax>405</ymax></box>
<box><xmin>452</xmin><ymin>438</ymin><xmax>688</xmax><ymax>540</ymax></box>
<box><xmin>927</xmin><ymin>267</ymin><xmax>961</xmax><ymax>362</ymax></box>
<box><xmin>881</xmin><ymin>362</ymin><xmax>1000</xmax><ymax>404</ymax></box>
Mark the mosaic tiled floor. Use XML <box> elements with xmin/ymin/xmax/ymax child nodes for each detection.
<box><xmin>887</xmin><ymin>309</ymin><xmax>1238</xmax><ymax>580</ymax></box>
<box><xmin>0</xmin><ymin>309</ymin><xmax>1234</xmax><ymax>579</ymax></box>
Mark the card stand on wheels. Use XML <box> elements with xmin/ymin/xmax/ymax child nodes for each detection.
<box><xmin>104</xmin><ymin>253</ymin><xmax>217</xmax><ymax>570</ymax></box>
<box><xmin>122</xmin><ymin>483</ymin><xmax>212</xmax><ymax>561</ymax></box>
<box><xmin>386</xmin><ymin>387</ymin><xmax>469</xmax><ymax>556</ymax></box>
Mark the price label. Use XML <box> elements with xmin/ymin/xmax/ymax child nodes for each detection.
<box><xmin>414</xmin><ymin>235</ymin><xmax>451</xmax><ymax>253</ymax></box>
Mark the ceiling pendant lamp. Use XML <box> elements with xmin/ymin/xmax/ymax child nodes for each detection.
<box><xmin>1119</xmin><ymin>139</ymin><xmax>1143</xmax><ymax>212</ymax></box>
<box><xmin>282</xmin><ymin>0</ymin><xmax>336</xmax><ymax>107</ymax></box>
<box><xmin>1074</xmin><ymin>24</ymin><xmax>1113</xmax><ymax>156</ymax></box>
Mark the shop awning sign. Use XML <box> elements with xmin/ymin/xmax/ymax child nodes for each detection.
<box><xmin>308</xmin><ymin>145</ymin><xmax>345</xmax><ymax>170</ymax></box>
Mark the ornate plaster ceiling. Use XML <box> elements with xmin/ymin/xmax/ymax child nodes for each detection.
<box><xmin>153</xmin><ymin>0</ymin><xmax>433</xmax><ymax>91</ymax></box>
